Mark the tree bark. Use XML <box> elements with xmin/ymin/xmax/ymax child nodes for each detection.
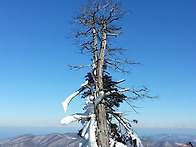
<box><xmin>95</xmin><ymin>102</ymin><xmax>109</xmax><ymax>147</ymax></box>
<box><xmin>95</xmin><ymin>23</ymin><xmax>109</xmax><ymax>147</ymax></box>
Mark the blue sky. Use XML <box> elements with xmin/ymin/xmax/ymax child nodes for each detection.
<box><xmin>0</xmin><ymin>0</ymin><xmax>196</xmax><ymax>130</ymax></box>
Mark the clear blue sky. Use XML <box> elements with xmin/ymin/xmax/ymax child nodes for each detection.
<box><xmin>0</xmin><ymin>0</ymin><xmax>196</xmax><ymax>130</ymax></box>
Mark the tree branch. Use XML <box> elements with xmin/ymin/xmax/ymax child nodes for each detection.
<box><xmin>67</xmin><ymin>64</ymin><xmax>92</xmax><ymax>70</ymax></box>
<box><xmin>62</xmin><ymin>80</ymin><xmax>88</xmax><ymax>112</ymax></box>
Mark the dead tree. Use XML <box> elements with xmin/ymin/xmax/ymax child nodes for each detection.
<box><xmin>60</xmin><ymin>0</ymin><xmax>154</xmax><ymax>146</ymax></box>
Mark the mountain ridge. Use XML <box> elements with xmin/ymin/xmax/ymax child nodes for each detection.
<box><xmin>144</xmin><ymin>134</ymin><xmax>196</xmax><ymax>146</ymax></box>
<box><xmin>0</xmin><ymin>133</ymin><xmax>82</xmax><ymax>147</ymax></box>
<box><xmin>0</xmin><ymin>133</ymin><xmax>195</xmax><ymax>147</ymax></box>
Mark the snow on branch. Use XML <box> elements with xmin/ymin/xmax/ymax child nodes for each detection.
<box><xmin>79</xmin><ymin>114</ymin><xmax>98</xmax><ymax>147</ymax></box>
<box><xmin>112</xmin><ymin>113</ymin><xmax>143</xmax><ymax>147</ymax></box>
<box><xmin>62</xmin><ymin>80</ymin><xmax>88</xmax><ymax>113</ymax></box>
<box><xmin>60</xmin><ymin>113</ymin><xmax>88</xmax><ymax>125</ymax></box>
<box><xmin>94</xmin><ymin>91</ymin><xmax>105</xmax><ymax>106</ymax></box>
<box><xmin>115</xmin><ymin>79</ymin><xmax>125</xmax><ymax>84</ymax></box>
<box><xmin>115</xmin><ymin>85</ymin><xmax>156</xmax><ymax>99</ymax></box>
<box><xmin>67</xmin><ymin>64</ymin><xmax>92</xmax><ymax>70</ymax></box>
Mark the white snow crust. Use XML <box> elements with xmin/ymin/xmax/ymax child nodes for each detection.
<box><xmin>110</xmin><ymin>139</ymin><xmax>127</xmax><ymax>147</ymax></box>
<box><xmin>79</xmin><ymin>114</ymin><xmax>97</xmax><ymax>147</ymax></box>
<box><xmin>60</xmin><ymin>81</ymin><xmax>143</xmax><ymax>147</ymax></box>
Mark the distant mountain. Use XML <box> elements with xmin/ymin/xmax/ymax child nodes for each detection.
<box><xmin>0</xmin><ymin>133</ymin><xmax>195</xmax><ymax>147</ymax></box>
<box><xmin>142</xmin><ymin>140</ymin><xmax>180</xmax><ymax>147</ymax></box>
<box><xmin>0</xmin><ymin>133</ymin><xmax>82</xmax><ymax>147</ymax></box>
<box><xmin>144</xmin><ymin>134</ymin><xmax>196</xmax><ymax>146</ymax></box>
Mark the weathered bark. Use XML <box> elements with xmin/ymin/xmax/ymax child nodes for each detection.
<box><xmin>95</xmin><ymin>102</ymin><xmax>109</xmax><ymax>147</ymax></box>
<box><xmin>94</xmin><ymin>23</ymin><xmax>109</xmax><ymax>146</ymax></box>
<box><xmin>97</xmin><ymin>23</ymin><xmax>107</xmax><ymax>90</ymax></box>
<box><xmin>92</xmin><ymin>27</ymin><xmax>98</xmax><ymax>65</ymax></box>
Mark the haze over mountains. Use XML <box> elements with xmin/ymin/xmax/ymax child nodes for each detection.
<box><xmin>0</xmin><ymin>133</ymin><xmax>195</xmax><ymax>147</ymax></box>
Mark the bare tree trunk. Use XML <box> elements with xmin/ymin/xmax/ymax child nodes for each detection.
<box><xmin>95</xmin><ymin>102</ymin><xmax>109</xmax><ymax>147</ymax></box>
<box><xmin>95</xmin><ymin>24</ymin><xmax>109</xmax><ymax>147</ymax></box>
<box><xmin>92</xmin><ymin>27</ymin><xmax>98</xmax><ymax>67</ymax></box>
